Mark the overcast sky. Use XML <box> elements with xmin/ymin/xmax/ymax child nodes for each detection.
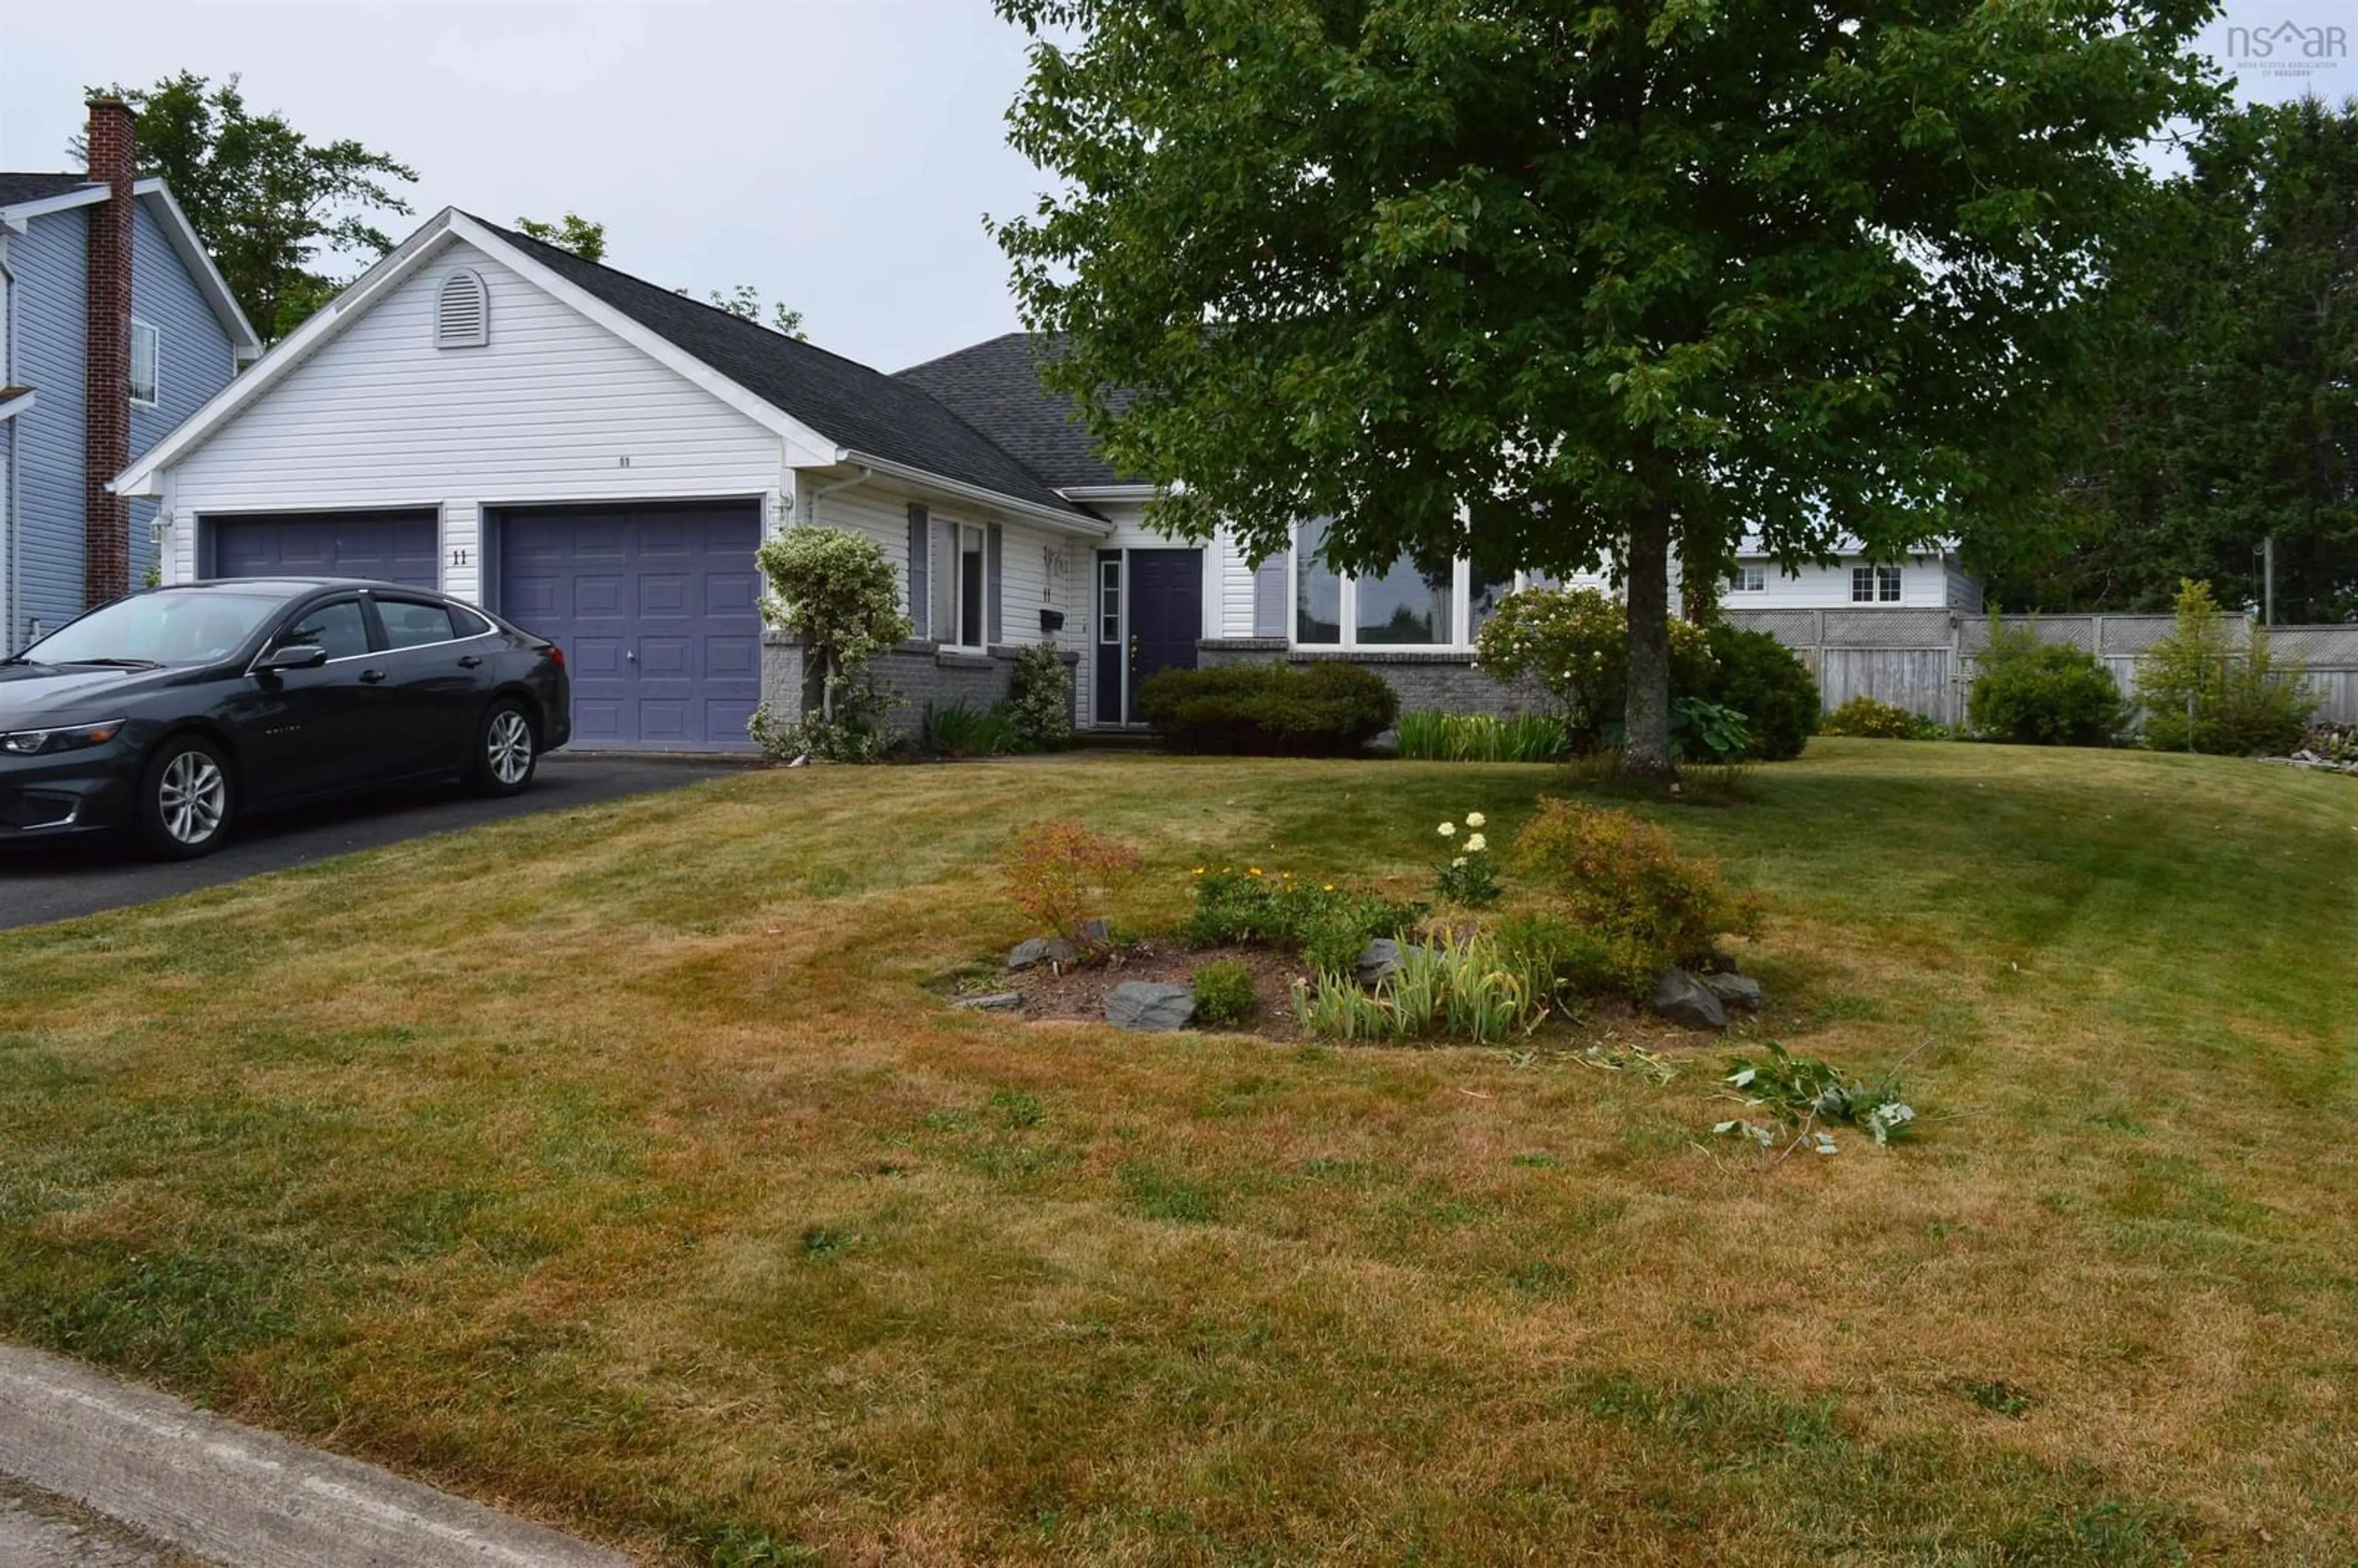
<box><xmin>3</xmin><ymin>0</ymin><xmax>2349</xmax><ymax>373</ymax></box>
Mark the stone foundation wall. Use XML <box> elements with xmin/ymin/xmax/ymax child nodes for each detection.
<box><xmin>761</xmin><ymin>634</ymin><xmax>1078</xmax><ymax>739</ymax></box>
<box><xmin>1194</xmin><ymin>638</ymin><xmax>1551</xmax><ymax>718</ymax></box>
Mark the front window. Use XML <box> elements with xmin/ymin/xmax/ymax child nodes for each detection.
<box><xmin>21</xmin><ymin>590</ymin><xmax>287</xmax><ymax>666</ymax></box>
<box><xmin>1353</xmin><ymin>553</ymin><xmax>1452</xmax><ymax>645</ymax></box>
<box><xmin>1851</xmin><ymin>565</ymin><xmax>1902</xmax><ymax>603</ymax></box>
<box><xmin>1467</xmin><ymin>562</ymin><xmax>1514</xmax><ymax>640</ymax></box>
<box><xmin>1294</xmin><ymin>519</ymin><xmax>1342</xmax><ymax>644</ymax></box>
<box><xmin>130</xmin><ymin>320</ymin><xmax>159</xmax><ymax>406</ymax></box>
<box><xmin>1099</xmin><ymin>558</ymin><xmax>1121</xmax><ymax>645</ymax></box>
<box><xmin>935</xmin><ymin>521</ymin><xmax>989</xmax><ymax>649</ymax></box>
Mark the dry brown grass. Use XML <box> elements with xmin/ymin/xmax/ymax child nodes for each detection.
<box><xmin>1</xmin><ymin>743</ymin><xmax>2354</xmax><ymax>1564</ymax></box>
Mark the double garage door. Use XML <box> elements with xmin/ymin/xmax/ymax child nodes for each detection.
<box><xmin>204</xmin><ymin>502</ymin><xmax>761</xmax><ymax>751</ymax></box>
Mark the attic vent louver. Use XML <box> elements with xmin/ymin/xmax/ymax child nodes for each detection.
<box><xmin>435</xmin><ymin>268</ymin><xmax>488</xmax><ymax>348</ymax></box>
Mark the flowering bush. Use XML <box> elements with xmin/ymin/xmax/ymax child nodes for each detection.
<box><xmin>1511</xmin><ymin>798</ymin><xmax>1759</xmax><ymax>993</ymax></box>
<box><xmin>1006</xmin><ymin>642</ymin><xmax>1074</xmax><ymax>750</ymax></box>
<box><xmin>752</xmin><ymin>526</ymin><xmax>913</xmax><ymax>761</ymax></box>
<box><xmin>1431</xmin><ymin>810</ymin><xmax>1501</xmax><ymax>906</ymax></box>
<box><xmin>1473</xmin><ymin>586</ymin><xmax>1714</xmax><ymax>753</ymax></box>
<box><xmin>1002</xmin><ymin>820</ymin><xmax>1142</xmax><ymax>947</ymax></box>
<box><xmin>1180</xmin><ymin>866</ymin><xmax>1425</xmax><ymax>976</ymax></box>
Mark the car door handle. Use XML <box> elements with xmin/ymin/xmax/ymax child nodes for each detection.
<box><xmin>359</xmin><ymin>669</ymin><xmax>387</xmax><ymax>685</ymax></box>
<box><xmin>457</xmin><ymin>655</ymin><xmax>483</xmax><ymax>669</ymax></box>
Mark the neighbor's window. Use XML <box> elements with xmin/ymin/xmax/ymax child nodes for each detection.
<box><xmin>1293</xmin><ymin>519</ymin><xmax>1342</xmax><ymax>644</ymax></box>
<box><xmin>1851</xmin><ymin>565</ymin><xmax>1902</xmax><ymax>603</ymax></box>
<box><xmin>129</xmin><ymin>320</ymin><xmax>160</xmax><ymax>406</ymax></box>
<box><xmin>1729</xmin><ymin>564</ymin><xmax>1767</xmax><ymax>593</ymax></box>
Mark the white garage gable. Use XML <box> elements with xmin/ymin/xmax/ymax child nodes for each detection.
<box><xmin>161</xmin><ymin>238</ymin><xmax>785</xmax><ymax>587</ymax></box>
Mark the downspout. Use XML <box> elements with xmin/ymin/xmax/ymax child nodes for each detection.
<box><xmin>803</xmin><ymin>465</ymin><xmax>874</xmax><ymax>721</ymax></box>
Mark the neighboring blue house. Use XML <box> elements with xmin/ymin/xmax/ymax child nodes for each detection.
<box><xmin>1</xmin><ymin>96</ymin><xmax>260</xmax><ymax>649</ymax></box>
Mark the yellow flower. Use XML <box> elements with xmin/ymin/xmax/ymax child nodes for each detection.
<box><xmin>1191</xmin><ymin>866</ymin><xmax>1205</xmax><ymax>876</ymax></box>
<box><xmin>1465</xmin><ymin>811</ymin><xmax>1486</xmax><ymax>828</ymax></box>
<box><xmin>1438</xmin><ymin>821</ymin><xmax>1456</xmax><ymax>837</ymax></box>
<box><xmin>1247</xmin><ymin>866</ymin><xmax>1262</xmax><ymax>877</ymax></box>
<box><xmin>1465</xmin><ymin>833</ymin><xmax>1487</xmax><ymax>853</ymax></box>
<box><xmin>1452</xmin><ymin>856</ymin><xmax>1468</xmax><ymax>868</ymax></box>
<box><xmin>1323</xmin><ymin>883</ymin><xmax>1336</xmax><ymax>892</ymax></box>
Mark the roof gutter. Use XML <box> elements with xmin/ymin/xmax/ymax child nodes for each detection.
<box><xmin>835</xmin><ymin>450</ymin><xmax>1111</xmax><ymax>537</ymax></box>
<box><xmin>806</xmin><ymin>465</ymin><xmax>874</xmax><ymax>522</ymax></box>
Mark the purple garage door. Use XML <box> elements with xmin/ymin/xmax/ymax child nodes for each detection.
<box><xmin>208</xmin><ymin>511</ymin><xmax>440</xmax><ymax>588</ymax></box>
<box><xmin>497</xmin><ymin>502</ymin><xmax>761</xmax><ymax>751</ymax></box>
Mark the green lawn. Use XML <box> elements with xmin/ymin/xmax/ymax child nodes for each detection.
<box><xmin>1</xmin><ymin>742</ymin><xmax>2353</xmax><ymax>1564</ymax></box>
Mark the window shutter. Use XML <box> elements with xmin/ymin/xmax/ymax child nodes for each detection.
<box><xmin>935</xmin><ymin>521</ymin><xmax>957</xmax><ymax>640</ymax></box>
<box><xmin>986</xmin><ymin>524</ymin><xmax>1005</xmax><ymax>645</ymax></box>
<box><xmin>1252</xmin><ymin>552</ymin><xmax>1288</xmax><ymax>638</ymax></box>
<box><xmin>905</xmin><ymin>503</ymin><xmax>930</xmax><ymax>638</ymax></box>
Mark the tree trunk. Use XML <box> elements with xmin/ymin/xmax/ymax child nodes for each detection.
<box><xmin>1624</xmin><ymin>501</ymin><xmax>1676</xmax><ymax>780</ymax></box>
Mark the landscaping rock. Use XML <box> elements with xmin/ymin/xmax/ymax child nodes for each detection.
<box><xmin>955</xmin><ymin>992</ymin><xmax>1024</xmax><ymax>1011</ymax></box>
<box><xmin>1356</xmin><ymin>938</ymin><xmax>1403</xmax><ymax>985</ymax></box>
<box><xmin>1076</xmin><ymin>918</ymin><xmax>1111</xmax><ymax>950</ymax></box>
<box><xmin>1105</xmin><ymin>982</ymin><xmax>1197</xmax><ymax>1031</ymax></box>
<box><xmin>1008</xmin><ymin>936</ymin><xmax>1077</xmax><ymax>971</ymax></box>
<box><xmin>1697</xmin><ymin>971</ymin><xmax>1763</xmax><ymax>1012</ymax></box>
<box><xmin>1651</xmin><ymin>969</ymin><xmax>1728</xmax><ymax>1031</ymax></box>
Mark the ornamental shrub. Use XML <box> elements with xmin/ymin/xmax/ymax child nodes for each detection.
<box><xmin>1006</xmin><ymin>642</ymin><xmax>1074</xmax><ymax>750</ymax></box>
<box><xmin>1967</xmin><ymin>623</ymin><xmax>2126</xmax><ymax>746</ymax></box>
<box><xmin>1137</xmin><ymin>662</ymin><xmax>1398</xmax><ymax>755</ymax></box>
<box><xmin>1821</xmin><ymin>695</ymin><xmax>1945</xmax><ymax>739</ymax></box>
<box><xmin>1694</xmin><ymin>624</ymin><xmax>1819</xmax><ymax>760</ymax></box>
<box><xmin>1003</xmin><ymin>819</ymin><xmax>1142</xmax><ymax>947</ymax></box>
<box><xmin>1190</xmin><ymin>959</ymin><xmax>1258</xmax><ymax>1028</ymax></box>
<box><xmin>1472</xmin><ymin>586</ymin><xmax>1716</xmax><ymax>754</ymax></box>
<box><xmin>1511</xmin><ymin>798</ymin><xmax>1758</xmax><ymax>993</ymax></box>
<box><xmin>2135</xmin><ymin>580</ymin><xmax>2318</xmax><ymax>755</ymax></box>
<box><xmin>753</xmin><ymin>526</ymin><xmax>913</xmax><ymax>761</ymax></box>
<box><xmin>1180</xmin><ymin>867</ymin><xmax>1425</xmax><ymax>975</ymax></box>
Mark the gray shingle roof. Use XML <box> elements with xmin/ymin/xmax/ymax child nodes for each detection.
<box><xmin>0</xmin><ymin>173</ymin><xmax>95</xmax><ymax>208</ymax></box>
<box><xmin>895</xmin><ymin>332</ymin><xmax>1138</xmax><ymax>491</ymax></box>
<box><xmin>475</xmin><ymin>218</ymin><xmax>1091</xmax><ymax>518</ymax></box>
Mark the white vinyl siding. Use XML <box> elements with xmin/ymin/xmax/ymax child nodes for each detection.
<box><xmin>162</xmin><ymin>239</ymin><xmax>782</xmax><ymax>586</ymax></box>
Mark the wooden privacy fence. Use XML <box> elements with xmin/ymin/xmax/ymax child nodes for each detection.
<box><xmin>1720</xmin><ymin>609</ymin><xmax>2358</xmax><ymax>728</ymax></box>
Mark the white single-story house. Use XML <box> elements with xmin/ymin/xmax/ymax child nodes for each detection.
<box><xmin>114</xmin><ymin>209</ymin><xmax>1982</xmax><ymax>748</ymax></box>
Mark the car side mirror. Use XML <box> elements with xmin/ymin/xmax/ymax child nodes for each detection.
<box><xmin>255</xmin><ymin>643</ymin><xmax>329</xmax><ymax>674</ymax></box>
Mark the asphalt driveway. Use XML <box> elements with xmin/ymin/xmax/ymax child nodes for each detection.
<box><xmin>0</xmin><ymin>754</ymin><xmax>747</xmax><ymax>933</ymax></box>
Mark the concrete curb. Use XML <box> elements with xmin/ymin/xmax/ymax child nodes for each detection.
<box><xmin>0</xmin><ymin>1345</ymin><xmax>630</xmax><ymax>1568</ymax></box>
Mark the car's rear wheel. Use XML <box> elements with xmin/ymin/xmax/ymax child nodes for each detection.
<box><xmin>469</xmin><ymin>701</ymin><xmax>538</xmax><ymax>797</ymax></box>
<box><xmin>135</xmin><ymin>735</ymin><xmax>234</xmax><ymax>859</ymax></box>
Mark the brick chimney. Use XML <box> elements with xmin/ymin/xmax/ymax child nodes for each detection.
<box><xmin>83</xmin><ymin>94</ymin><xmax>135</xmax><ymax>607</ymax></box>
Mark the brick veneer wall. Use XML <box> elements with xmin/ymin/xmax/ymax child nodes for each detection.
<box><xmin>761</xmin><ymin>634</ymin><xmax>1080</xmax><ymax>739</ymax></box>
<box><xmin>82</xmin><ymin>96</ymin><xmax>135</xmax><ymax>608</ymax></box>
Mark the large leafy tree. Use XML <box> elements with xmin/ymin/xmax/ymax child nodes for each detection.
<box><xmin>81</xmin><ymin>73</ymin><xmax>418</xmax><ymax>341</ymax></box>
<box><xmin>996</xmin><ymin>0</ymin><xmax>2220</xmax><ymax>773</ymax></box>
<box><xmin>1988</xmin><ymin>98</ymin><xmax>2358</xmax><ymax>623</ymax></box>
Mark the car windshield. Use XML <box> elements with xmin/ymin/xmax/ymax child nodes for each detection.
<box><xmin>20</xmin><ymin>592</ymin><xmax>292</xmax><ymax>667</ymax></box>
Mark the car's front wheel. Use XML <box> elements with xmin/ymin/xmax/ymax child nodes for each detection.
<box><xmin>135</xmin><ymin>735</ymin><xmax>235</xmax><ymax>859</ymax></box>
<box><xmin>469</xmin><ymin>701</ymin><xmax>538</xmax><ymax>797</ymax></box>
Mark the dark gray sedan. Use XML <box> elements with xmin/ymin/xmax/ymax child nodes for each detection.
<box><xmin>0</xmin><ymin>579</ymin><xmax>570</xmax><ymax>858</ymax></box>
